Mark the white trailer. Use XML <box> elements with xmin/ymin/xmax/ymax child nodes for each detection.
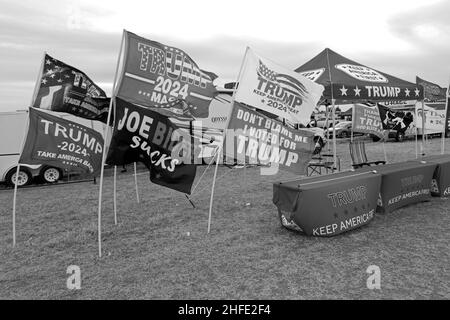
<box><xmin>0</xmin><ymin>109</ymin><xmax>106</xmax><ymax>187</ymax></box>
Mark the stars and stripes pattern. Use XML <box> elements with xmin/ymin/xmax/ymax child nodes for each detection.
<box><xmin>33</xmin><ymin>53</ymin><xmax>110</xmax><ymax>123</ymax></box>
<box><xmin>257</xmin><ymin>60</ymin><xmax>308</xmax><ymax>99</ymax></box>
<box><xmin>40</xmin><ymin>55</ymin><xmax>74</xmax><ymax>87</ymax></box>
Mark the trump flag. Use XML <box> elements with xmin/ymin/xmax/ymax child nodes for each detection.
<box><xmin>20</xmin><ymin>108</ymin><xmax>104</xmax><ymax>176</ymax></box>
<box><xmin>352</xmin><ymin>104</ymin><xmax>384</xmax><ymax>138</ymax></box>
<box><xmin>116</xmin><ymin>31</ymin><xmax>218</xmax><ymax>119</ymax></box>
<box><xmin>234</xmin><ymin>48</ymin><xmax>324</xmax><ymax>126</ymax></box>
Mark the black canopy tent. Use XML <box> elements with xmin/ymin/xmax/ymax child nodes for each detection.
<box><xmin>295</xmin><ymin>48</ymin><xmax>425</xmax><ymax>166</ymax></box>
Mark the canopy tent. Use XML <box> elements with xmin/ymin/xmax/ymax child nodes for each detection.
<box><xmin>295</xmin><ymin>48</ymin><xmax>425</xmax><ymax>167</ymax></box>
<box><xmin>295</xmin><ymin>48</ymin><xmax>423</xmax><ymax>104</ymax></box>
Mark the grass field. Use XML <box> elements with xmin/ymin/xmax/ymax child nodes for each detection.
<box><xmin>1</xmin><ymin>136</ymin><xmax>449</xmax><ymax>299</ymax></box>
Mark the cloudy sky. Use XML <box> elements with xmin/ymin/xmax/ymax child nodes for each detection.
<box><xmin>0</xmin><ymin>0</ymin><xmax>449</xmax><ymax>111</ymax></box>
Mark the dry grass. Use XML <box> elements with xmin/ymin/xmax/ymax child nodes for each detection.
<box><xmin>0</xmin><ymin>136</ymin><xmax>449</xmax><ymax>299</ymax></box>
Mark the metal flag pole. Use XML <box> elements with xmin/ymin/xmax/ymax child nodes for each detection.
<box><xmin>442</xmin><ymin>78</ymin><xmax>449</xmax><ymax>154</ymax></box>
<box><xmin>113</xmin><ymin>166</ymin><xmax>117</xmax><ymax>225</ymax></box>
<box><xmin>351</xmin><ymin>105</ymin><xmax>355</xmax><ymax>143</ymax></box>
<box><xmin>30</xmin><ymin>51</ymin><xmax>46</xmax><ymax>107</ymax></box>
<box><xmin>421</xmin><ymin>99</ymin><xmax>425</xmax><ymax>156</ymax></box>
<box><xmin>382</xmin><ymin>140</ymin><xmax>388</xmax><ymax>163</ymax></box>
<box><xmin>12</xmin><ymin>164</ymin><xmax>20</xmax><ymax>247</ymax></box>
<box><xmin>97</xmin><ymin>30</ymin><xmax>126</xmax><ymax>258</ymax></box>
<box><xmin>208</xmin><ymin>146</ymin><xmax>222</xmax><ymax>234</ymax></box>
<box><xmin>207</xmin><ymin>46</ymin><xmax>250</xmax><ymax>233</ymax></box>
<box><xmin>415</xmin><ymin>100</ymin><xmax>419</xmax><ymax>159</ymax></box>
<box><xmin>325</xmin><ymin>49</ymin><xmax>337</xmax><ymax>170</ymax></box>
<box><xmin>134</xmin><ymin>162</ymin><xmax>140</xmax><ymax>203</ymax></box>
<box><xmin>12</xmin><ymin>51</ymin><xmax>45</xmax><ymax>247</ymax></box>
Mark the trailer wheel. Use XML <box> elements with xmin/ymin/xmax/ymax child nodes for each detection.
<box><xmin>5</xmin><ymin>168</ymin><xmax>32</xmax><ymax>187</ymax></box>
<box><xmin>395</xmin><ymin>132</ymin><xmax>405</xmax><ymax>142</ymax></box>
<box><xmin>40</xmin><ymin>166</ymin><xmax>62</xmax><ymax>184</ymax></box>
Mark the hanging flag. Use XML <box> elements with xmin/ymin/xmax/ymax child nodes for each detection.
<box><xmin>224</xmin><ymin>103</ymin><xmax>315</xmax><ymax>174</ymax></box>
<box><xmin>234</xmin><ymin>48</ymin><xmax>324</xmax><ymax>125</ymax></box>
<box><xmin>19</xmin><ymin>108</ymin><xmax>104</xmax><ymax>176</ymax></box>
<box><xmin>416</xmin><ymin>76</ymin><xmax>447</xmax><ymax>102</ymax></box>
<box><xmin>116</xmin><ymin>31</ymin><xmax>218</xmax><ymax>119</ymax></box>
<box><xmin>377</xmin><ymin>104</ymin><xmax>395</xmax><ymax>130</ymax></box>
<box><xmin>352</xmin><ymin>104</ymin><xmax>384</xmax><ymax>138</ymax></box>
<box><xmin>106</xmin><ymin>97</ymin><xmax>197</xmax><ymax>194</ymax></box>
<box><xmin>32</xmin><ymin>53</ymin><xmax>111</xmax><ymax>124</ymax></box>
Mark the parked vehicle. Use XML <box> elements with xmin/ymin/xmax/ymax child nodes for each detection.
<box><xmin>312</xmin><ymin>118</ymin><xmax>340</xmax><ymax>129</ymax></box>
<box><xmin>325</xmin><ymin>121</ymin><xmax>364</xmax><ymax>139</ymax></box>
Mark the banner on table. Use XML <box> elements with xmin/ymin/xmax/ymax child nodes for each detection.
<box><xmin>446</xmin><ymin>96</ymin><xmax>450</xmax><ymax>137</ymax></box>
<box><xmin>106</xmin><ymin>97</ymin><xmax>197</xmax><ymax>194</ymax></box>
<box><xmin>32</xmin><ymin>53</ymin><xmax>111</xmax><ymax>124</ymax></box>
<box><xmin>19</xmin><ymin>108</ymin><xmax>104</xmax><ymax>175</ymax></box>
<box><xmin>225</xmin><ymin>103</ymin><xmax>315</xmax><ymax>174</ymax></box>
<box><xmin>234</xmin><ymin>48</ymin><xmax>324</xmax><ymax>126</ymax></box>
<box><xmin>352</xmin><ymin>104</ymin><xmax>384</xmax><ymax>138</ymax></box>
<box><xmin>116</xmin><ymin>31</ymin><xmax>218</xmax><ymax>119</ymax></box>
<box><xmin>273</xmin><ymin>171</ymin><xmax>382</xmax><ymax>236</ymax></box>
<box><xmin>416</xmin><ymin>76</ymin><xmax>447</xmax><ymax>102</ymax></box>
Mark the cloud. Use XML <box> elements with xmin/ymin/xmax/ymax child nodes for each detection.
<box><xmin>1</xmin><ymin>0</ymin><xmax>449</xmax><ymax>111</ymax></box>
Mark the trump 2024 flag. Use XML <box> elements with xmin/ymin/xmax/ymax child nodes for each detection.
<box><xmin>234</xmin><ymin>48</ymin><xmax>324</xmax><ymax>125</ymax></box>
<box><xmin>20</xmin><ymin>108</ymin><xmax>104</xmax><ymax>176</ymax></box>
<box><xmin>116</xmin><ymin>31</ymin><xmax>218</xmax><ymax>119</ymax></box>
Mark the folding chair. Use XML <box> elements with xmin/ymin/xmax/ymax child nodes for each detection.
<box><xmin>349</xmin><ymin>141</ymin><xmax>386</xmax><ymax>169</ymax></box>
<box><xmin>306</xmin><ymin>152</ymin><xmax>340</xmax><ymax>176</ymax></box>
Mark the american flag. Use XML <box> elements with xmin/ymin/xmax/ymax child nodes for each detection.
<box><xmin>33</xmin><ymin>54</ymin><xmax>109</xmax><ymax>123</ymax></box>
<box><xmin>257</xmin><ymin>60</ymin><xmax>308</xmax><ymax>99</ymax></box>
<box><xmin>39</xmin><ymin>54</ymin><xmax>106</xmax><ymax>97</ymax></box>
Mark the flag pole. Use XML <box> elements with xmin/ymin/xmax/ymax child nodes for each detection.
<box><xmin>325</xmin><ymin>49</ymin><xmax>337</xmax><ymax>170</ymax></box>
<box><xmin>113</xmin><ymin>166</ymin><xmax>117</xmax><ymax>225</ymax></box>
<box><xmin>30</xmin><ymin>52</ymin><xmax>46</xmax><ymax>107</ymax></box>
<box><xmin>351</xmin><ymin>105</ymin><xmax>355</xmax><ymax>143</ymax></box>
<box><xmin>11</xmin><ymin>108</ymin><xmax>31</xmax><ymax>247</ymax></box>
<box><xmin>382</xmin><ymin>141</ymin><xmax>388</xmax><ymax>163</ymax></box>
<box><xmin>134</xmin><ymin>162</ymin><xmax>140</xmax><ymax>203</ymax></box>
<box><xmin>97</xmin><ymin>30</ymin><xmax>126</xmax><ymax>258</ymax></box>
<box><xmin>415</xmin><ymin>101</ymin><xmax>418</xmax><ymax>159</ymax></box>
<box><xmin>442</xmin><ymin>78</ymin><xmax>449</xmax><ymax>154</ymax></box>
<box><xmin>208</xmin><ymin>146</ymin><xmax>222</xmax><ymax>234</ymax></box>
<box><xmin>207</xmin><ymin>46</ymin><xmax>249</xmax><ymax>233</ymax></box>
<box><xmin>14</xmin><ymin>49</ymin><xmax>44</xmax><ymax>246</ymax></box>
<box><xmin>421</xmin><ymin>99</ymin><xmax>425</xmax><ymax>156</ymax></box>
<box><xmin>12</xmin><ymin>164</ymin><xmax>21</xmax><ymax>247</ymax></box>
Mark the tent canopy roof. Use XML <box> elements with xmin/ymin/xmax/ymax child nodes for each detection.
<box><xmin>295</xmin><ymin>48</ymin><xmax>423</xmax><ymax>104</ymax></box>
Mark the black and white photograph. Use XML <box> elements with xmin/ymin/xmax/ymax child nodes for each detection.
<box><xmin>0</xmin><ymin>0</ymin><xmax>449</xmax><ymax>306</ymax></box>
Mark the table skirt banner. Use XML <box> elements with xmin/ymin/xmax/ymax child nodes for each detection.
<box><xmin>273</xmin><ymin>171</ymin><xmax>382</xmax><ymax>236</ymax></box>
<box><xmin>358</xmin><ymin>161</ymin><xmax>437</xmax><ymax>213</ymax></box>
<box><xmin>414</xmin><ymin>155</ymin><xmax>450</xmax><ymax>197</ymax></box>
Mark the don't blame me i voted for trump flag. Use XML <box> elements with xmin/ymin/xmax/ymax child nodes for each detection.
<box><xmin>234</xmin><ymin>48</ymin><xmax>324</xmax><ymax>125</ymax></box>
<box><xmin>19</xmin><ymin>108</ymin><xmax>104</xmax><ymax>176</ymax></box>
<box><xmin>116</xmin><ymin>31</ymin><xmax>218</xmax><ymax>119</ymax></box>
<box><xmin>106</xmin><ymin>97</ymin><xmax>197</xmax><ymax>194</ymax></box>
